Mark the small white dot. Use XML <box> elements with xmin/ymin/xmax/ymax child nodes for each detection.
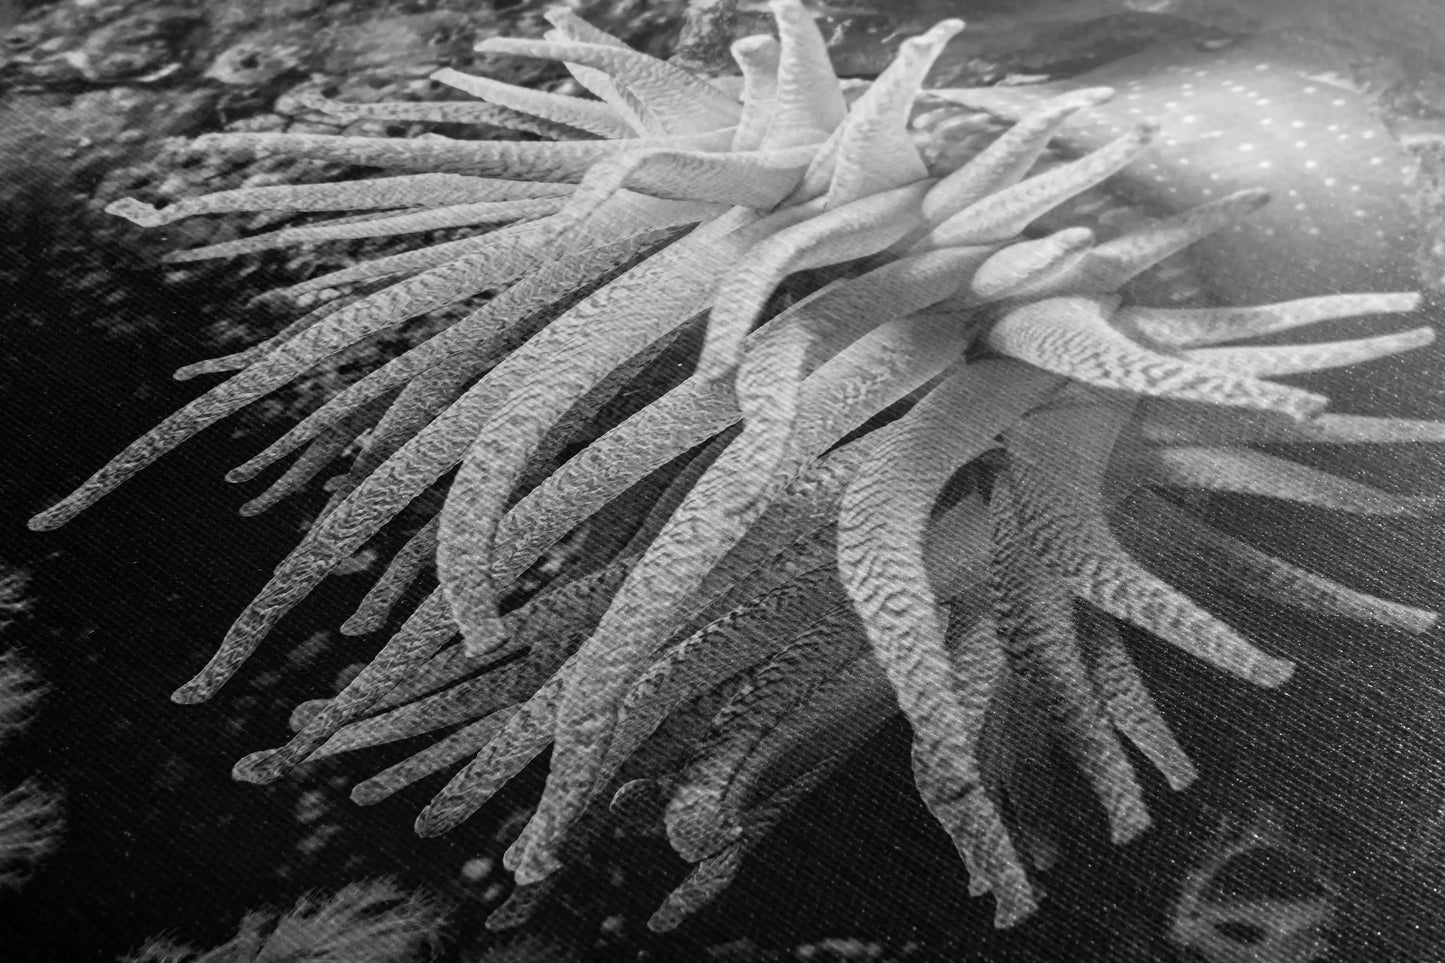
<box><xmin>1362</xmin><ymin>130</ymin><xmax>1376</xmax><ymax>139</ymax></box>
<box><xmin>1182</xmin><ymin>114</ymin><xmax>1198</xmax><ymax>123</ymax></box>
<box><xmin>1209</xmin><ymin>172</ymin><xmax>1221</xmax><ymax>181</ymax></box>
<box><xmin>1294</xmin><ymin>202</ymin><xmax>1308</xmax><ymax>211</ymax></box>
<box><xmin>1239</xmin><ymin>143</ymin><xmax>1255</xmax><ymax>152</ymax></box>
<box><xmin>1295</xmin><ymin>140</ymin><xmax>1308</xmax><ymax>149</ymax></box>
<box><xmin>1179</xmin><ymin>158</ymin><xmax>1191</xmax><ymax>165</ymax></box>
<box><xmin>1292</xmin><ymin>120</ymin><xmax>1306</xmax><ymax>128</ymax></box>
<box><xmin>1354</xmin><ymin>209</ymin><xmax>1369</xmax><ymax>217</ymax></box>
<box><xmin>1256</xmin><ymin>98</ymin><xmax>1271</xmax><ymax>106</ymax></box>
<box><xmin>1332</xmin><ymin>98</ymin><xmax>1347</xmax><ymax>106</ymax></box>
<box><xmin>1369</xmin><ymin>156</ymin><xmax>1383</xmax><ymax>165</ymax></box>
<box><xmin>1259</xmin><ymin>117</ymin><xmax>1273</xmax><ymax>126</ymax></box>
<box><xmin>1303</xmin><ymin>86</ymin><xmax>1318</xmax><ymax>93</ymax></box>
<box><xmin>1323</xmin><ymin>177</ymin><xmax>1338</xmax><ymax>186</ymax></box>
<box><xmin>1350</xmin><ymin>184</ymin><xmax>1362</xmax><ymax>192</ymax></box>
<box><xmin>1327</xmin><ymin>124</ymin><xmax>1339</xmax><ymax>132</ymax></box>
<box><xmin>1305</xmin><ymin>159</ymin><xmax>1318</xmax><ymax>169</ymax></box>
<box><xmin>1255</xmin><ymin>63</ymin><xmax>1270</xmax><ymax>70</ymax></box>
<box><xmin>1165</xmin><ymin>100</ymin><xmax>1179</xmax><ymax>109</ymax></box>
<box><xmin>1309</xmin><ymin>226</ymin><xmax>1322</xmax><ymax>235</ymax></box>
<box><xmin>1287</xmin><ymin>189</ymin><xmax>1299</xmax><ymax>197</ymax></box>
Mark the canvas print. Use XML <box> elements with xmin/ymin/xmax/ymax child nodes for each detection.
<box><xmin>3</xmin><ymin>0</ymin><xmax>1444</xmax><ymax>960</ymax></box>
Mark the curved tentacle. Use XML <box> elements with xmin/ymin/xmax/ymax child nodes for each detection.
<box><xmin>1003</xmin><ymin>397</ymin><xmax>1296</xmax><ymax>687</ymax></box>
<box><xmin>987</xmin><ymin>296</ymin><xmax>1329</xmax><ymax>421</ymax></box>
<box><xmin>989</xmin><ymin>474</ymin><xmax>1152</xmax><ymax>845</ymax></box>
<box><xmin>430</xmin><ymin>66</ymin><xmax>638</xmax><ymax>138</ymax></box>
<box><xmin>837</xmin><ymin>360</ymin><xmax>1061</xmax><ymax>925</ymax></box>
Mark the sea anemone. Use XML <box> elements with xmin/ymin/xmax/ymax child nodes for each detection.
<box><xmin>29</xmin><ymin>0</ymin><xmax>1443</xmax><ymax>933</ymax></box>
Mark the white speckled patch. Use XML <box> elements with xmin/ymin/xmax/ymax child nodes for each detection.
<box><xmin>934</xmin><ymin>37</ymin><xmax>1422</xmax><ymax>305</ymax></box>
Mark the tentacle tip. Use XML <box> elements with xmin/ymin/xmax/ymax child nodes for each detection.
<box><xmin>992</xmin><ymin>893</ymin><xmax>1040</xmax><ymax>929</ymax></box>
<box><xmin>1168</xmin><ymin>765</ymin><xmax>1201</xmax><ymax>793</ymax></box>
<box><xmin>231</xmin><ymin>750</ymin><xmax>283</xmax><ymax>784</ymax></box>
<box><xmin>646</xmin><ymin>911</ymin><xmax>681</xmax><ymax>934</ymax></box>
<box><xmin>351</xmin><ymin>781</ymin><xmax>388</xmax><ymax>806</ymax></box>
<box><xmin>170</xmin><ymin>680</ymin><xmax>212</xmax><ymax>705</ymax></box>
<box><xmin>105</xmin><ymin>197</ymin><xmax>166</xmax><ymax>227</ymax></box>
<box><xmin>472</xmin><ymin>37</ymin><xmax>520</xmax><ymax>56</ymax></box>
<box><xmin>1406</xmin><ymin>610</ymin><xmax>1441</xmax><ymax>635</ymax></box>
<box><xmin>339</xmin><ymin>613</ymin><xmax>378</xmax><ymax>636</ymax></box>
<box><xmin>731</xmin><ymin>34</ymin><xmax>777</xmax><ymax>59</ymax></box>
<box><xmin>248</xmin><ymin>289</ymin><xmax>292</xmax><ymax>311</ymax></box>
<box><xmin>1056</xmin><ymin>225</ymin><xmax>1096</xmax><ymax>251</ymax></box>
<box><xmin>413</xmin><ymin>808</ymin><xmax>456</xmax><ymax>837</ymax></box>
<box><xmin>501</xmin><ymin>836</ymin><xmax>525</xmax><ymax>873</ymax></box>
<box><xmin>1074</xmin><ymin>86</ymin><xmax>1116</xmax><ymax>107</ymax></box>
<box><xmin>485</xmin><ymin>904</ymin><xmax>529</xmax><ymax>932</ymax></box>
<box><xmin>1236</xmin><ymin>187</ymin><xmax>1271</xmax><ymax>211</ymax></box>
<box><xmin>1110</xmin><ymin>809</ymin><xmax>1153</xmax><ymax>846</ymax></box>
<box><xmin>1253</xmin><ymin>657</ymin><xmax>1297</xmax><ymax>689</ymax></box>
<box><xmin>1283</xmin><ymin>392</ymin><xmax>1330</xmax><ymax>422</ymax></box>
<box><xmin>920</xmin><ymin>18</ymin><xmax>965</xmax><ymax>43</ymax></box>
<box><xmin>237</xmin><ymin>499</ymin><xmax>266</xmax><ymax>517</ymax></box>
<box><xmin>511</xmin><ymin>847</ymin><xmax>563</xmax><ymax>886</ymax></box>
<box><xmin>1395</xmin><ymin>496</ymin><xmax>1445</xmax><ymax>519</ymax></box>
<box><xmin>224</xmin><ymin>464</ymin><xmax>258</xmax><ymax>484</ymax></box>
<box><xmin>666</xmin><ymin>815</ymin><xmax>741</xmax><ymax>863</ymax></box>
<box><xmin>26</xmin><ymin>508</ymin><xmax>66</xmax><ymax>532</ymax></box>
<box><xmin>287</xmin><ymin>704</ymin><xmax>317</xmax><ymax>733</ymax></box>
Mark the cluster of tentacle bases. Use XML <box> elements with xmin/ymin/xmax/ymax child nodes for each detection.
<box><xmin>30</xmin><ymin>0</ymin><xmax>1442</xmax><ymax>933</ymax></box>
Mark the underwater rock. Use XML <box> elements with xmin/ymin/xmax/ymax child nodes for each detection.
<box><xmin>932</xmin><ymin>34</ymin><xmax>1422</xmax><ymax>304</ymax></box>
<box><xmin>1169</xmin><ymin>803</ymin><xmax>1338</xmax><ymax>963</ymax></box>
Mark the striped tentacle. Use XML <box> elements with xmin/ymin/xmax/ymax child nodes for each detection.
<box><xmin>989</xmin><ymin>475</ymin><xmax>1152</xmax><ymax>845</ymax></box>
<box><xmin>837</xmin><ymin>359</ymin><xmax>1062</xmax><ymax>925</ymax></box>
<box><xmin>1002</xmin><ymin>397</ymin><xmax>1296</xmax><ymax>687</ymax></box>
